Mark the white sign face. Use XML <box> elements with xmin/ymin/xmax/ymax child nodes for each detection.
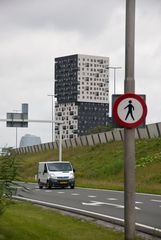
<box><xmin>117</xmin><ymin>98</ymin><xmax>143</xmax><ymax>124</ymax></box>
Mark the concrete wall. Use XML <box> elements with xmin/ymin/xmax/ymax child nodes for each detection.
<box><xmin>13</xmin><ymin>122</ymin><xmax>161</xmax><ymax>154</ymax></box>
<box><xmin>86</xmin><ymin>135</ymin><xmax>94</xmax><ymax>146</ymax></box>
<box><xmin>98</xmin><ymin>132</ymin><xmax>107</xmax><ymax>144</ymax></box>
<box><xmin>146</xmin><ymin>123</ymin><xmax>160</xmax><ymax>138</ymax></box>
<box><xmin>105</xmin><ymin>131</ymin><xmax>114</xmax><ymax>142</ymax></box>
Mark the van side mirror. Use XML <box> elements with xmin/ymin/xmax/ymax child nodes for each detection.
<box><xmin>43</xmin><ymin>169</ymin><xmax>47</xmax><ymax>174</ymax></box>
<box><xmin>73</xmin><ymin>168</ymin><xmax>76</xmax><ymax>173</ymax></box>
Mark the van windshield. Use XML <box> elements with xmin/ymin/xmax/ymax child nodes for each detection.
<box><xmin>47</xmin><ymin>163</ymin><xmax>72</xmax><ymax>172</ymax></box>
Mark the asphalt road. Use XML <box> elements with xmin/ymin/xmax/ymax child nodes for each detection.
<box><xmin>13</xmin><ymin>182</ymin><xmax>161</xmax><ymax>236</ymax></box>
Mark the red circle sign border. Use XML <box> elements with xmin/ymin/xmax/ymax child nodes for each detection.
<box><xmin>113</xmin><ymin>93</ymin><xmax>147</xmax><ymax>128</ymax></box>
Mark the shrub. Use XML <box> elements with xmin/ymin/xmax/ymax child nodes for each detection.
<box><xmin>0</xmin><ymin>153</ymin><xmax>20</xmax><ymax>215</ymax></box>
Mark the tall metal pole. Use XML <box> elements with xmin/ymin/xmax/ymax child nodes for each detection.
<box><xmin>108</xmin><ymin>66</ymin><xmax>122</xmax><ymax>94</ymax></box>
<box><xmin>48</xmin><ymin>94</ymin><xmax>54</xmax><ymax>142</ymax></box>
<box><xmin>48</xmin><ymin>68</ymin><xmax>55</xmax><ymax>142</ymax></box>
<box><xmin>124</xmin><ymin>0</ymin><xmax>136</xmax><ymax>239</ymax></box>
<box><xmin>58</xmin><ymin>123</ymin><xmax>62</xmax><ymax>162</ymax></box>
<box><xmin>114</xmin><ymin>68</ymin><xmax>116</xmax><ymax>94</ymax></box>
<box><xmin>16</xmin><ymin>127</ymin><xmax>18</xmax><ymax>148</ymax></box>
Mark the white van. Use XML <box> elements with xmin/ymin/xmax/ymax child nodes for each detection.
<box><xmin>38</xmin><ymin>161</ymin><xmax>75</xmax><ymax>189</ymax></box>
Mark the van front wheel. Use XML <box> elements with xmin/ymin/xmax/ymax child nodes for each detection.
<box><xmin>38</xmin><ymin>180</ymin><xmax>43</xmax><ymax>189</ymax></box>
<box><xmin>46</xmin><ymin>180</ymin><xmax>52</xmax><ymax>189</ymax></box>
<box><xmin>70</xmin><ymin>185</ymin><xmax>75</xmax><ymax>189</ymax></box>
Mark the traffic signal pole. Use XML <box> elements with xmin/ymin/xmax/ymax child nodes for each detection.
<box><xmin>124</xmin><ymin>0</ymin><xmax>136</xmax><ymax>239</ymax></box>
<box><xmin>0</xmin><ymin>118</ymin><xmax>64</xmax><ymax>162</ymax></box>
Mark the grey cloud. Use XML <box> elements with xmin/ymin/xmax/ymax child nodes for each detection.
<box><xmin>0</xmin><ymin>0</ymin><xmax>124</xmax><ymax>37</ymax></box>
<box><xmin>1</xmin><ymin>0</ymin><xmax>161</xmax><ymax>148</ymax></box>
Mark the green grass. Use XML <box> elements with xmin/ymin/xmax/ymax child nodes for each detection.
<box><xmin>2</xmin><ymin>137</ymin><xmax>161</xmax><ymax>194</ymax></box>
<box><xmin>0</xmin><ymin>201</ymin><xmax>142</xmax><ymax>240</ymax></box>
<box><xmin>1</xmin><ymin>138</ymin><xmax>160</xmax><ymax>239</ymax></box>
<box><xmin>13</xmin><ymin>137</ymin><xmax>161</xmax><ymax>194</ymax></box>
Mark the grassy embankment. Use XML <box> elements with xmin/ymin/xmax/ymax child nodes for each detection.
<box><xmin>0</xmin><ymin>202</ymin><xmax>142</xmax><ymax>240</ymax></box>
<box><xmin>0</xmin><ymin>137</ymin><xmax>160</xmax><ymax>240</ymax></box>
<box><xmin>16</xmin><ymin>137</ymin><xmax>161</xmax><ymax>194</ymax></box>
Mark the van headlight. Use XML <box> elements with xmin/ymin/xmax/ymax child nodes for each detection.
<box><xmin>69</xmin><ymin>173</ymin><xmax>74</xmax><ymax>179</ymax></box>
<box><xmin>50</xmin><ymin>174</ymin><xmax>57</xmax><ymax>179</ymax></box>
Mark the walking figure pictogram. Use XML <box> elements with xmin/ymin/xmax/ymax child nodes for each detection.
<box><xmin>124</xmin><ymin>100</ymin><xmax>135</xmax><ymax>120</ymax></box>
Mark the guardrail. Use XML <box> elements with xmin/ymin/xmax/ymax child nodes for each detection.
<box><xmin>13</xmin><ymin>122</ymin><xmax>161</xmax><ymax>154</ymax></box>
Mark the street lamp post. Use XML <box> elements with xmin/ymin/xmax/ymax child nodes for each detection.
<box><xmin>108</xmin><ymin>66</ymin><xmax>122</xmax><ymax>94</ymax></box>
<box><xmin>47</xmin><ymin>94</ymin><xmax>55</xmax><ymax>142</ymax></box>
<box><xmin>55</xmin><ymin>121</ymin><xmax>64</xmax><ymax>162</ymax></box>
<box><xmin>58</xmin><ymin>123</ymin><xmax>62</xmax><ymax>162</ymax></box>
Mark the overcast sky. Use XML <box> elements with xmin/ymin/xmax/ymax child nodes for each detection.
<box><xmin>0</xmin><ymin>0</ymin><xmax>161</xmax><ymax>149</ymax></box>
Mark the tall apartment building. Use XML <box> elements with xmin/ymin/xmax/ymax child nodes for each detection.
<box><xmin>55</xmin><ymin>54</ymin><xmax>110</xmax><ymax>140</ymax></box>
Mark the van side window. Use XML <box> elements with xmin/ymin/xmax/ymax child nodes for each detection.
<box><xmin>44</xmin><ymin>164</ymin><xmax>47</xmax><ymax>173</ymax></box>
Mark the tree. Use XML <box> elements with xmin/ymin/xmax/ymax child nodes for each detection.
<box><xmin>0</xmin><ymin>153</ymin><xmax>20</xmax><ymax>215</ymax></box>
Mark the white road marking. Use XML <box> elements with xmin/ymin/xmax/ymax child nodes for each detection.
<box><xmin>82</xmin><ymin>201</ymin><xmax>141</xmax><ymax>210</ymax></box>
<box><xmin>13</xmin><ymin>195</ymin><xmax>161</xmax><ymax>234</ymax></box>
<box><xmin>88</xmin><ymin>195</ymin><xmax>96</xmax><ymax>198</ymax></box>
<box><xmin>107</xmin><ymin>198</ymin><xmax>117</xmax><ymax>201</ymax></box>
<box><xmin>82</xmin><ymin>201</ymin><xmax>103</xmax><ymax>206</ymax></box>
<box><xmin>15</xmin><ymin>186</ymin><xmax>24</xmax><ymax>189</ymax></box>
<box><xmin>135</xmin><ymin>201</ymin><xmax>143</xmax><ymax>204</ymax></box>
<box><xmin>57</xmin><ymin>191</ymin><xmax>65</xmax><ymax>194</ymax></box>
<box><xmin>71</xmin><ymin>193</ymin><xmax>80</xmax><ymax>196</ymax></box>
<box><xmin>151</xmin><ymin>199</ymin><xmax>161</xmax><ymax>203</ymax></box>
<box><xmin>151</xmin><ymin>199</ymin><xmax>161</xmax><ymax>208</ymax></box>
<box><xmin>45</xmin><ymin>190</ymin><xmax>52</xmax><ymax>193</ymax></box>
